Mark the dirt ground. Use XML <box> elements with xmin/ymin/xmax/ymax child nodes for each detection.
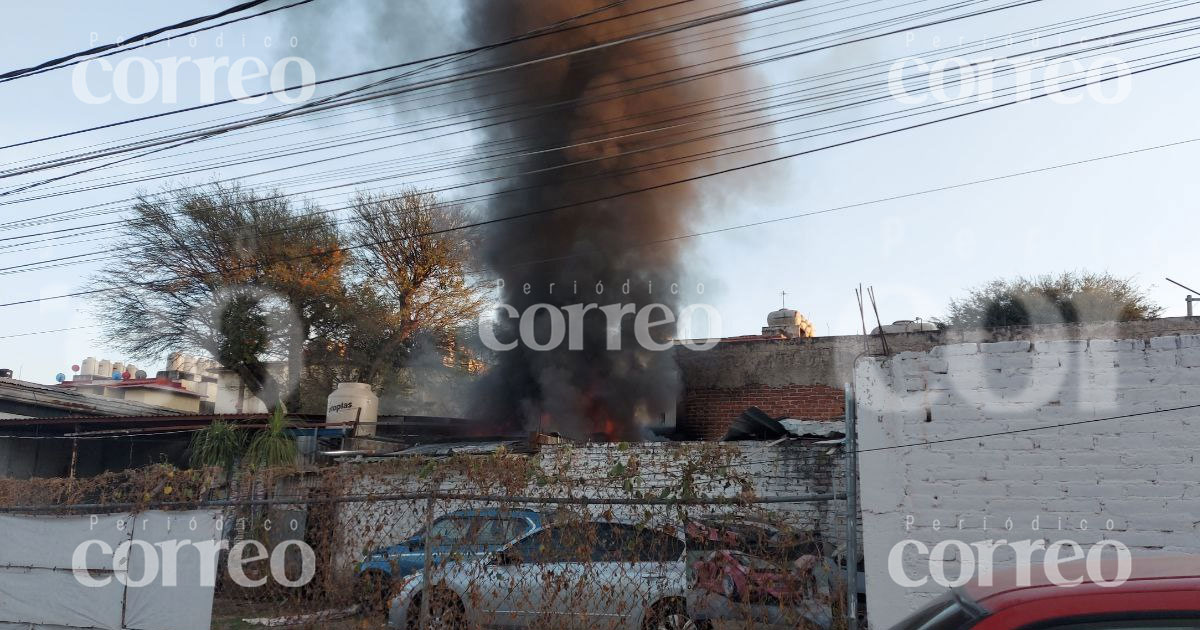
<box><xmin>210</xmin><ymin>599</ymin><xmax>386</xmax><ymax>630</ymax></box>
<box><xmin>209</xmin><ymin>598</ymin><xmax>808</xmax><ymax>630</ymax></box>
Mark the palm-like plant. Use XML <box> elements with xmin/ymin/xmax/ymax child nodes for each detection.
<box><xmin>245</xmin><ymin>403</ymin><xmax>298</xmax><ymax>469</ymax></box>
<box><xmin>188</xmin><ymin>419</ymin><xmax>245</xmax><ymax>470</ymax></box>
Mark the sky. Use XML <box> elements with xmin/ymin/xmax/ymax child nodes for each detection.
<box><xmin>2</xmin><ymin>0</ymin><xmax>1200</xmax><ymax>383</ymax></box>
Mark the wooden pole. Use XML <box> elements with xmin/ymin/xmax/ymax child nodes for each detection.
<box><xmin>68</xmin><ymin>423</ymin><xmax>79</xmax><ymax>479</ymax></box>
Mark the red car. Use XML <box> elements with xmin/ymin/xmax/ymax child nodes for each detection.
<box><xmin>890</xmin><ymin>556</ymin><xmax>1199</xmax><ymax>630</ymax></box>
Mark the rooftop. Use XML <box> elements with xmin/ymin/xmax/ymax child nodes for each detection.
<box><xmin>0</xmin><ymin>377</ymin><xmax>184</xmax><ymax>418</ymax></box>
<box><xmin>57</xmin><ymin>377</ymin><xmax>203</xmax><ymax>397</ymax></box>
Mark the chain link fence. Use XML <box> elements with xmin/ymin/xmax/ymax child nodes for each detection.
<box><xmin>0</xmin><ymin>440</ymin><xmax>858</xmax><ymax>630</ymax></box>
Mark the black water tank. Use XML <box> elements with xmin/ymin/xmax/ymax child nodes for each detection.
<box><xmin>0</xmin><ymin>369</ymin><xmax>12</xmax><ymax>378</ymax></box>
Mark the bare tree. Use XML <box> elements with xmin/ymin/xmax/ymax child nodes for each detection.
<box><xmin>92</xmin><ymin>184</ymin><xmax>488</xmax><ymax>412</ymax></box>
<box><xmin>303</xmin><ymin>190</ymin><xmax>490</xmax><ymax>403</ymax></box>
<box><xmin>91</xmin><ymin>183</ymin><xmax>344</xmax><ymax>407</ymax></box>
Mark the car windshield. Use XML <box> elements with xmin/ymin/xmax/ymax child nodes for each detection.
<box><xmin>888</xmin><ymin>592</ymin><xmax>983</xmax><ymax>630</ymax></box>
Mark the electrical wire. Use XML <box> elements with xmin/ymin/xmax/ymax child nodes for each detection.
<box><xmin>1</xmin><ymin>50</ymin><xmax>1195</xmax><ymax>308</ymax></box>
<box><xmin>0</xmin><ymin>0</ymin><xmax>790</xmax><ymax>152</ymax></box>
<box><xmin>0</xmin><ymin>0</ymin><xmax>1099</xmax><ymax>241</ymax></box>
<box><xmin>0</xmin><ymin>20</ymin><xmax>1190</xmax><ymax>262</ymax></box>
<box><xmin>1</xmin><ymin>0</ymin><xmax>1182</xmax><ymax>212</ymax></box>
<box><xmin>0</xmin><ymin>0</ymin><xmax>304</xmax><ymax>82</ymax></box>
<box><xmin>0</xmin><ymin>0</ymin><xmax>942</xmax><ymax>186</ymax></box>
<box><xmin>0</xmin><ymin>325</ymin><xmax>101</xmax><ymax>340</ymax></box>
<box><xmin>0</xmin><ymin>0</ymin><xmax>1038</xmax><ymax>185</ymax></box>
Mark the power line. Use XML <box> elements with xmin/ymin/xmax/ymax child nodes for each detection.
<box><xmin>0</xmin><ymin>325</ymin><xmax>101</xmax><ymax>340</ymax></box>
<box><xmin>695</xmin><ymin>402</ymin><xmax>1200</xmax><ymax>476</ymax></box>
<box><xmin>0</xmin><ymin>0</ymin><xmax>990</xmax><ymax>211</ymax></box>
<box><xmin>0</xmin><ymin>0</ymin><xmax>321</xmax><ymax>84</ymax></box>
<box><xmin>0</xmin><ymin>402</ymin><xmax>1194</xmax><ymax>511</ymax></box>
<box><xmin>0</xmin><ymin>1</ymin><xmax>993</xmax><ymax>232</ymax></box>
<box><xmin>2</xmin><ymin>0</ymin><xmax>1132</xmax><ymax>216</ymax></box>
<box><xmin>0</xmin><ymin>0</ymin><xmax>754</xmax><ymax>152</ymax></box>
<box><xmin>35</xmin><ymin>12</ymin><xmax>1194</xmax><ymax>205</ymax></box>
<box><xmin>0</xmin><ymin>29</ymin><xmax>1190</xmax><ymax>267</ymax></box>
<box><xmin>13</xmin><ymin>43</ymin><xmax>1200</xmax><ymax>266</ymax></box>
<box><xmin>857</xmin><ymin>403</ymin><xmax>1200</xmax><ymax>453</ymax></box>
<box><xmin>0</xmin><ymin>0</ymin><xmax>822</xmax><ymax>179</ymax></box>
<box><xmin>0</xmin><ymin>0</ymin><xmax>1180</xmax><ymax>248</ymax></box>
<box><xmin>0</xmin><ymin>0</ymin><xmax>933</xmax><ymax>183</ymax></box>
<box><xmin>0</xmin><ymin>0</ymin><xmax>770</xmax><ymax>169</ymax></box>
<box><xmin>0</xmin><ymin>0</ymin><xmax>1038</xmax><ymax>171</ymax></box>
<box><xmin>0</xmin><ymin>0</ymin><xmax>304</xmax><ymax>82</ymax></box>
<box><xmin>0</xmin><ymin>0</ymin><xmax>1089</xmax><ymax>246</ymax></box>
<box><xmin>2</xmin><ymin>49</ymin><xmax>1196</xmax><ymax>309</ymax></box>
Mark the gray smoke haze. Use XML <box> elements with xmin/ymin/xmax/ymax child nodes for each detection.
<box><xmin>285</xmin><ymin>0</ymin><xmax>759</xmax><ymax>439</ymax></box>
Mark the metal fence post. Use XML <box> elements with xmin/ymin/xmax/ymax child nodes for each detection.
<box><xmin>844</xmin><ymin>382</ymin><xmax>859</xmax><ymax>630</ymax></box>
<box><xmin>420</xmin><ymin>483</ymin><xmax>434</xmax><ymax>630</ymax></box>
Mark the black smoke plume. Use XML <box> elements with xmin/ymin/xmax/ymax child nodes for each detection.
<box><xmin>288</xmin><ymin>1</ymin><xmax>752</xmax><ymax>439</ymax></box>
<box><xmin>462</xmin><ymin>1</ymin><xmax>748</xmax><ymax>440</ymax></box>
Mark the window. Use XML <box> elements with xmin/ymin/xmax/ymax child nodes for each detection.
<box><xmin>507</xmin><ymin>528</ymin><xmax>589</xmax><ymax>564</ymax></box>
<box><xmin>426</xmin><ymin>517</ymin><xmax>472</xmax><ymax>545</ymax></box>
<box><xmin>419</xmin><ymin>515</ymin><xmax>532</xmax><ymax>548</ymax></box>
<box><xmin>475</xmin><ymin>518</ymin><xmax>530</xmax><ymax>546</ymax></box>
<box><xmin>592</xmin><ymin>523</ymin><xmax>685</xmax><ymax>563</ymax></box>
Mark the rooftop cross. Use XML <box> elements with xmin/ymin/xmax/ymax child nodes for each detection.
<box><xmin>780</xmin><ymin>290</ymin><xmax>788</xmax><ymax>308</ymax></box>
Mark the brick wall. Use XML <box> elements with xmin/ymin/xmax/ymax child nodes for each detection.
<box><xmin>681</xmin><ymin>384</ymin><xmax>845</xmax><ymax>439</ymax></box>
<box><xmin>855</xmin><ymin>335</ymin><xmax>1200</xmax><ymax>628</ymax></box>
<box><xmin>675</xmin><ymin>317</ymin><xmax>1200</xmax><ymax>441</ymax></box>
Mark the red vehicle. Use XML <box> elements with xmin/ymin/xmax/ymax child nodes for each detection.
<box><xmin>692</xmin><ymin>549</ymin><xmax>812</xmax><ymax>605</ymax></box>
<box><xmin>889</xmin><ymin>556</ymin><xmax>1200</xmax><ymax>630</ymax></box>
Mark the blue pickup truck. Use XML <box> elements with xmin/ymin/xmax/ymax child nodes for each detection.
<box><xmin>358</xmin><ymin>508</ymin><xmax>546</xmax><ymax>605</ymax></box>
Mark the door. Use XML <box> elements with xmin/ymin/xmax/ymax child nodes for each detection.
<box><xmin>579</xmin><ymin>524</ymin><xmax>687</xmax><ymax>630</ymax></box>
<box><xmin>466</xmin><ymin>528</ymin><xmax>583</xmax><ymax>629</ymax></box>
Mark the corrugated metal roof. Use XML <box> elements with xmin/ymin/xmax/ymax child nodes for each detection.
<box><xmin>0</xmin><ymin>378</ymin><xmax>184</xmax><ymax>418</ymax></box>
<box><xmin>9</xmin><ymin>412</ymin><xmax>326</xmax><ymax>426</ymax></box>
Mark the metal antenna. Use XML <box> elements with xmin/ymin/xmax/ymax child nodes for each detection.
<box><xmin>855</xmin><ymin>284</ymin><xmax>867</xmax><ymax>337</ymax></box>
<box><xmin>855</xmin><ymin>284</ymin><xmax>869</xmax><ymax>353</ymax></box>
<box><xmin>1165</xmin><ymin>277</ymin><xmax>1200</xmax><ymax>317</ymax></box>
<box><xmin>780</xmin><ymin>290</ymin><xmax>788</xmax><ymax>308</ymax></box>
<box><xmin>868</xmin><ymin>286</ymin><xmax>890</xmax><ymax>356</ymax></box>
<box><xmin>1166</xmin><ymin>277</ymin><xmax>1200</xmax><ymax>294</ymax></box>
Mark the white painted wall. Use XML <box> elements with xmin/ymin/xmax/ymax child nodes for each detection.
<box><xmin>0</xmin><ymin>510</ymin><xmax>221</xmax><ymax>630</ymax></box>
<box><xmin>855</xmin><ymin>336</ymin><xmax>1200</xmax><ymax>628</ymax></box>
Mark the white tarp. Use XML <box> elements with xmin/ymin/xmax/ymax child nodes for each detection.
<box><xmin>0</xmin><ymin>510</ymin><xmax>221</xmax><ymax>630</ymax></box>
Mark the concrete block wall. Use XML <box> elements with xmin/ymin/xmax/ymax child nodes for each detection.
<box><xmin>855</xmin><ymin>335</ymin><xmax>1200</xmax><ymax>628</ymax></box>
<box><xmin>675</xmin><ymin>316</ymin><xmax>1200</xmax><ymax>440</ymax></box>
<box><xmin>537</xmin><ymin>442</ymin><xmax>847</xmax><ymax>541</ymax></box>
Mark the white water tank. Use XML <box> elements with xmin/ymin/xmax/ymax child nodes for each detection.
<box><xmin>81</xmin><ymin>356</ymin><xmax>98</xmax><ymax>376</ymax></box>
<box><xmin>125</xmin><ymin>364</ymin><xmax>138</xmax><ymax>378</ymax></box>
<box><xmin>97</xmin><ymin>359</ymin><xmax>112</xmax><ymax>379</ymax></box>
<box><xmin>327</xmin><ymin>382</ymin><xmax>379</xmax><ymax>436</ymax></box>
